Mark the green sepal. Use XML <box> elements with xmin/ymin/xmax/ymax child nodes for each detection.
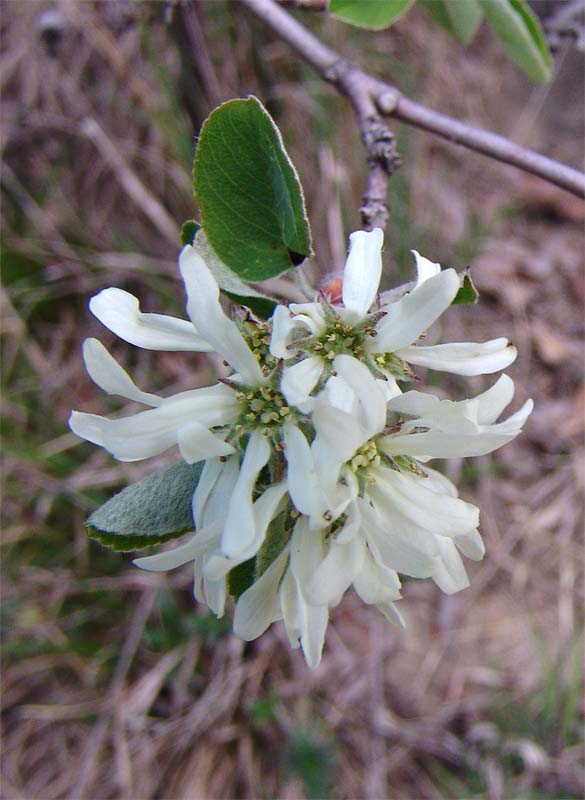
<box><xmin>85</xmin><ymin>461</ymin><xmax>202</xmax><ymax>552</ymax></box>
<box><xmin>180</xmin><ymin>219</ymin><xmax>201</xmax><ymax>246</ymax></box>
<box><xmin>452</xmin><ymin>270</ymin><xmax>479</xmax><ymax>305</ymax></box>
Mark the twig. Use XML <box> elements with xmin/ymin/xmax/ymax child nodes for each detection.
<box><xmin>241</xmin><ymin>0</ymin><xmax>585</xmax><ymax>205</ymax></box>
<box><xmin>545</xmin><ymin>0</ymin><xmax>585</xmax><ymax>52</ymax></box>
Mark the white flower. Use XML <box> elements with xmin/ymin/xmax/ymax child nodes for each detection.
<box><xmin>70</xmin><ymin>246</ymin><xmax>309</xmax><ymax>561</ymax></box>
<box><xmin>271</xmin><ymin>229</ymin><xmax>517</xmax><ymax>408</ymax></box>
<box><xmin>288</xmin><ymin>355</ymin><xmax>532</xmax><ymax>597</ymax></box>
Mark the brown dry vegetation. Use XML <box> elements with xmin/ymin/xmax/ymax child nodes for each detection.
<box><xmin>1</xmin><ymin>2</ymin><xmax>584</xmax><ymax>799</ymax></box>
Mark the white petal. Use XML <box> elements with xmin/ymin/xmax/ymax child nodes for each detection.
<box><xmin>82</xmin><ymin>339</ymin><xmax>161</xmax><ymax>406</ymax></box>
<box><xmin>179</xmin><ymin>246</ymin><xmax>264</xmax><ymax>385</ymax></box>
<box><xmin>177</xmin><ymin>422</ymin><xmax>235</xmax><ymax>463</ymax></box>
<box><xmin>203</xmin><ymin>576</ymin><xmax>227</xmax><ymax>617</ymax></box>
<box><xmin>412</xmin><ymin>250</ymin><xmax>441</xmax><ymax>286</ymax></box>
<box><xmin>312</xmin><ymin>404</ymin><xmax>367</xmax><ymax>464</ymax></box>
<box><xmin>376</xmin><ymin>602</ymin><xmax>406</xmax><ymax>627</ymax></box>
<box><xmin>360</xmin><ymin>493</ymin><xmax>438</xmax><ymax>577</ymax></box>
<box><xmin>333</xmin><ymin>355</ymin><xmax>387</xmax><ymax>436</ymax></box>
<box><xmin>305</xmin><ymin>525</ymin><xmax>365</xmax><ymax>606</ymax></box>
<box><xmin>454</xmin><ymin>528</ymin><xmax>485</xmax><ymax>561</ymax></box>
<box><xmin>89</xmin><ymin>288</ymin><xmax>211</xmax><ymax>351</ymax></box>
<box><xmin>432</xmin><ymin>537</ymin><xmax>470</xmax><ymax>594</ymax></box>
<box><xmin>204</xmin><ymin>481</ymin><xmax>288</xmax><ymax>580</ymax></box>
<box><xmin>387</xmin><ymin>390</ymin><xmax>441</xmax><ymax>418</ymax></box>
<box><xmin>270</xmin><ymin>305</ymin><xmax>297</xmax><ymax>359</ymax></box>
<box><xmin>300</xmin><ymin>604</ymin><xmax>329</xmax><ymax>669</ymax></box>
<box><xmin>353</xmin><ymin>549</ymin><xmax>402</xmax><ymax>605</ymax></box>
<box><xmin>284</xmin><ymin>424</ymin><xmax>328</xmax><ymax>522</ymax></box>
<box><xmin>221</xmin><ymin>431</ymin><xmax>271</xmax><ymax>558</ymax></box>
<box><xmin>133</xmin><ymin>524</ymin><xmax>220</xmax><ymax>572</ymax></box>
<box><xmin>375</xmin><ymin>269</ymin><xmax>460</xmax><ymax>352</ymax></box>
<box><xmin>342</xmin><ymin>228</ymin><xmax>383</xmax><ymax>320</ymax></box>
<box><xmin>193</xmin><ymin>456</ymin><xmax>239</xmax><ymax>529</ymax></box>
<box><xmin>475</xmin><ymin>374</ymin><xmax>515</xmax><ymax>424</ymax></box>
<box><xmin>380</xmin><ymin>428</ymin><xmax>523</xmax><ymax>459</ymax></box>
<box><xmin>69</xmin><ymin>411</ymin><xmax>106</xmax><ymax>446</ymax></box>
<box><xmin>233</xmin><ymin>548</ymin><xmax>288</xmax><ymax>641</ymax></box>
<box><xmin>374</xmin><ymin>469</ymin><xmax>479</xmax><ymax>536</ymax></box>
<box><xmin>280</xmin><ymin>569</ymin><xmax>301</xmax><ymax>648</ymax></box>
<box><xmin>398</xmin><ymin>338</ymin><xmax>517</xmax><ymax>376</ymax></box>
<box><xmin>281</xmin><ymin>356</ymin><xmax>323</xmax><ymax>412</ymax></box>
<box><xmin>288</xmin><ymin>302</ymin><xmax>326</xmax><ymax>334</ymax></box>
<box><xmin>322</xmin><ymin>374</ymin><xmax>357</xmax><ymax>414</ymax></box>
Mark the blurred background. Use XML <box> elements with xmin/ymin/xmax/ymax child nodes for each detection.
<box><xmin>1</xmin><ymin>1</ymin><xmax>584</xmax><ymax>798</ymax></box>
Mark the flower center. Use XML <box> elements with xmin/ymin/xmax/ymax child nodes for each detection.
<box><xmin>240</xmin><ymin>318</ymin><xmax>278</xmax><ymax>375</ymax></box>
<box><xmin>349</xmin><ymin>438</ymin><xmax>382</xmax><ymax>484</ymax></box>
<box><xmin>233</xmin><ymin>384</ymin><xmax>293</xmax><ymax>435</ymax></box>
<box><xmin>304</xmin><ymin>314</ymin><xmax>369</xmax><ymax>362</ymax></box>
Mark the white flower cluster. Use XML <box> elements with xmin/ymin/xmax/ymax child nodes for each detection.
<box><xmin>70</xmin><ymin>229</ymin><xmax>532</xmax><ymax>668</ymax></box>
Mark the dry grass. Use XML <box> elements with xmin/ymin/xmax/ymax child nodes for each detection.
<box><xmin>1</xmin><ymin>2</ymin><xmax>584</xmax><ymax>799</ymax></box>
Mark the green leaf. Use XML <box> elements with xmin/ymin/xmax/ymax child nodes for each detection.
<box><xmin>255</xmin><ymin>508</ymin><xmax>291</xmax><ymax>578</ymax></box>
<box><xmin>479</xmin><ymin>0</ymin><xmax>552</xmax><ymax>84</ymax></box>
<box><xmin>452</xmin><ymin>269</ymin><xmax>479</xmax><ymax>305</ymax></box>
<box><xmin>418</xmin><ymin>0</ymin><xmax>483</xmax><ymax>44</ymax></box>
<box><xmin>228</xmin><ymin>558</ymin><xmax>257</xmax><ymax>600</ymax></box>
<box><xmin>192</xmin><ymin>229</ymin><xmax>277</xmax><ymax>320</ymax></box>
<box><xmin>180</xmin><ymin>219</ymin><xmax>200</xmax><ymax>246</ymax></box>
<box><xmin>223</xmin><ymin>291</ymin><xmax>277</xmax><ymax>321</ymax></box>
<box><xmin>193</xmin><ymin>96</ymin><xmax>312</xmax><ymax>281</ymax></box>
<box><xmin>329</xmin><ymin>0</ymin><xmax>415</xmax><ymax>30</ymax></box>
<box><xmin>86</xmin><ymin>461</ymin><xmax>202</xmax><ymax>552</ymax></box>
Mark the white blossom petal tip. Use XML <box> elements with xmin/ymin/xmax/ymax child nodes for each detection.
<box><xmin>342</xmin><ymin>228</ymin><xmax>384</xmax><ymax>319</ymax></box>
<box><xmin>89</xmin><ymin>287</ymin><xmax>211</xmax><ymax>352</ymax></box>
<box><xmin>411</xmin><ymin>249</ymin><xmax>441</xmax><ymax>286</ymax></box>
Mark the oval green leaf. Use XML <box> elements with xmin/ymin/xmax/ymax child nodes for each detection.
<box><xmin>419</xmin><ymin>0</ymin><xmax>483</xmax><ymax>44</ymax></box>
<box><xmin>193</xmin><ymin>96</ymin><xmax>312</xmax><ymax>282</ymax></box>
<box><xmin>330</xmin><ymin>0</ymin><xmax>415</xmax><ymax>29</ymax></box>
<box><xmin>86</xmin><ymin>461</ymin><xmax>202</xmax><ymax>551</ymax></box>
<box><xmin>480</xmin><ymin>0</ymin><xmax>552</xmax><ymax>84</ymax></box>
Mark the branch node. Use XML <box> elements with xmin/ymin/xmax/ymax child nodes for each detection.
<box><xmin>363</xmin><ymin>120</ymin><xmax>402</xmax><ymax>173</ymax></box>
<box><xmin>376</xmin><ymin>89</ymin><xmax>400</xmax><ymax>115</ymax></box>
<box><xmin>323</xmin><ymin>57</ymin><xmax>353</xmax><ymax>84</ymax></box>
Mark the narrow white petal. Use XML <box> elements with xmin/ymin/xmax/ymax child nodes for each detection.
<box><xmin>398</xmin><ymin>338</ymin><xmax>517</xmax><ymax>376</ymax></box>
<box><xmin>376</xmin><ymin>602</ymin><xmax>406</xmax><ymax>627</ymax></box>
<box><xmin>333</xmin><ymin>355</ymin><xmax>387</xmax><ymax>436</ymax></box>
<box><xmin>353</xmin><ymin>550</ymin><xmax>402</xmax><ymax>605</ymax></box>
<box><xmin>177</xmin><ymin>422</ymin><xmax>235</xmax><ymax>464</ymax></box>
<box><xmin>432</xmin><ymin>537</ymin><xmax>470</xmax><ymax>594</ymax></box>
<box><xmin>192</xmin><ymin>458</ymin><xmax>223</xmax><ymax>529</ymax></box>
<box><xmin>233</xmin><ymin>548</ymin><xmax>288</xmax><ymax>641</ymax></box>
<box><xmin>89</xmin><ymin>288</ymin><xmax>211</xmax><ymax>351</ymax></box>
<box><xmin>380</xmin><ymin>429</ymin><xmax>523</xmax><ymax>459</ymax></box>
<box><xmin>412</xmin><ymin>250</ymin><xmax>441</xmax><ymax>286</ymax></box>
<box><xmin>288</xmin><ymin>302</ymin><xmax>326</xmax><ymax>334</ymax></box>
<box><xmin>305</xmin><ymin>531</ymin><xmax>365</xmax><ymax>606</ymax></box>
<box><xmin>342</xmin><ymin>228</ymin><xmax>383</xmax><ymax>320</ymax></box>
<box><xmin>361</xmin><ymin>493</ymin><xmax>438</xmax><ymax>577</ymax></box>
<box><xmin>375</xmin><ymin>469</ymin><xmax>479</xmax><ymax>536</ymax></box>
<box><xmin>281</xmin><ymin>356</ymin><xmax>323</xmax><ymax>412</ymax></box>
<box><xmin>312</xmin><ymin>404</ymin><xmax>367</xmax><ymax>464</ymax></box>
<box><xmin>454</xmin><ymin>528</ymin><xmax>485</xmax><ymax>561</ymax></box>
<box><xmin>69</xmin><ymin>411</ymin><xmax>106</xmax><ymax>446</ymax></box>
<box><xmin>221</xmin><ymin>432</ymin><xmax>271</xmax><ymax>558</ymax></box>
<box><xmin>179</xmin><ymin>246</ymin><xmax>264</xmax><ymax>384</ymax></box>
<box><xmin>133</xmin><ymin>524</ymin><xmax>220</xmax><ymax>572</ymax></box>
<box><xmin>270</xmin><ymin>305</ymin><xmax>297</xmax><ymax>359</ymax></box>
<box><xmin>322</xmin><ymin>374</ymin><xmax>357</xmax><ymax>415</ymax></box>
<box><xmin>387</xmin><ymin>390</ymin><xmax>441</xmax><ymax>418</ymax></box>
<box><xmin>284</xmin><ymin>424</ymin><xmax>328</xmax><ymax>521</ymax></box>
<box><xmin>475</xmin><ymin>374</ymin><xmax>515</xmax><ymax>424</ymax></box>
<box><xmin>82</xmin><ymin>339</ymin><xmax>161</xmax><ymax>406</ymax></box>
<box><xmin>375</xmin><ymin>269</ymin><xmax>460</xmax><ymax>352</ymax></box>
<box><xmin>203</xmin><ymin>576</ymin><xmax>227</xmax><ymax>617</ymax></box>
<box><xmin>280</xmin><ymin>569</ymin><xmax>301</xmax><ymax>648</ymax></box>
<box><xmin>300</xmin><ymin>604</ymin><xmax>329</xmax><ymax>670</ymax></box>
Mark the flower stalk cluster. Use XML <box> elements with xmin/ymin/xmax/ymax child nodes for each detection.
<box><xmin>70</xmin><ymin>229</ymin><xmax>532</xmax><ymax>668</ymax></box>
